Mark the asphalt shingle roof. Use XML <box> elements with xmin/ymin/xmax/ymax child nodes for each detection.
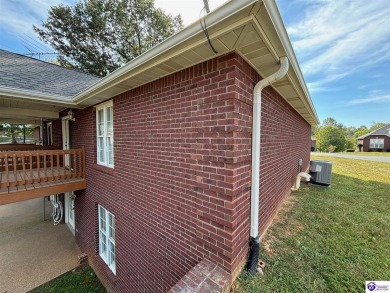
<box><xmin>0</xmin><ymin>49</ymin><xmax>100</xmax><ymax>99</ymax></box>
<box><xmin>358</xmin><ymin>123</ymin><xmax>390</xmax><ymax>139</ymax></box>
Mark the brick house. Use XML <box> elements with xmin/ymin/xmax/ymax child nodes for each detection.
<box><xmin>0</xmin><ymin>0</ymin><xmax>318</xmax><ymax>292</ymax></box>
<box><xmin>357</xmin><ymin>124</ymin><xmax>390</xmax><ymax>152</ymax></box>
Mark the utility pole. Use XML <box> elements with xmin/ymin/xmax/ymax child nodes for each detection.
<box><xmin>203</xmin><ymin>0</ymin><xmax>210</xmax><ymax>13</ymax></box>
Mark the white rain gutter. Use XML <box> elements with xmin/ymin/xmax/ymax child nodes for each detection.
<box><xmin>247</xmin><ymin>56</ymin><xmax>289</xmax><ymax>273</ymax></box>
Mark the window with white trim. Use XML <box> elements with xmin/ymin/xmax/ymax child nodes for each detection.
<box><xmin>96</xmin><ymin>101</ymin><xmax>114</xmax><ymax>167</ymax></box>
<box><xmin>370</xmin><ymin>138</ymin><xmax>384</xmax><ymax>148</ymax></box>
<box><xmin>98</xmin><ymin>205</ymin><xmax>116</xmax><ymax>274</ymax></box>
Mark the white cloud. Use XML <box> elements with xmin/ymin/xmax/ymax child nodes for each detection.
<box><xmin>286</xmin><ymin>0</ymin><xmax>390</xmax><ymax>88</ymax></box>
<box><xmin>0</xmin><ymin>0</ymin><xmax>73</xmax><ymax>53</ymax></box>
<box><xmin>348</xmin><ymin>94</ymin><xmax>390</xmax><ymax>105</ymax></box>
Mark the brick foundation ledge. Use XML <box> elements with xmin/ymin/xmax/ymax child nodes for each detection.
<box><xmin>168</xmin><ymin>259</ymin><xmax>231</xmax><ymax>293</ymax></box>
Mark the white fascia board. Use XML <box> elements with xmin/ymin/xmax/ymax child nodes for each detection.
<box><xmin>262</xmin><ymin>0</ymin><xmax>319</xmax><ymax>124</ymax></box>
<box><xmin>72</xmin><ymin>0</ymin><xmax>258</xmax><ymax>105</ymax></box>
<box><xmin>1</xmin><ymin>107</ymin><xmax>59</xmax><ymax>119</ymax></box>
<box><xmin>0</xmin><ymin>86</ymin><xmax>80</xmax><ymax>108</ymax></box>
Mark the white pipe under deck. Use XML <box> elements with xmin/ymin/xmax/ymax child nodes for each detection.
<box><xmin>250</xmin><ymin>57</ymin><xmax>289</xmax><ymax>238</ymax></box>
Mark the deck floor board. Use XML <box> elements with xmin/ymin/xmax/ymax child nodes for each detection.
<box><xmin>0</xmin><ymin>167</ymin><xmax>84</xmax><ymax>196</ymax></box>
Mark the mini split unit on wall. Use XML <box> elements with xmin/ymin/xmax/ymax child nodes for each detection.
<box><xmin>309</xmin><ymin>160</ymin><xmax>332</xmax><ymax>187</ymax></box>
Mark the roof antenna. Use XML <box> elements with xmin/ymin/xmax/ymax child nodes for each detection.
<box><xmin>203</xmin><ymin>0</ymin><xmax>210</xmax><ymax>13</ymax></box>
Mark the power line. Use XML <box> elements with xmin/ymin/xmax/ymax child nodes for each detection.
<box><xmin>22</xmin><ymin>52</ymin><xmax>59</xmax><ymax>60</ymax></box>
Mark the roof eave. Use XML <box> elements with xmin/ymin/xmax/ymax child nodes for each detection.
<box><xmin>262</xmin><ymin>0</ymin><xmax>319</xmax><ymax>125</ymax></box>
<box><xmin>72</xmin><ymin>0</ymin><xmax>258</xmax><ymax>105</ymax></box>
<box><xmin>0</xmin><ymin>86</ymin><xmax>81</xmax><ymax>109</ymax></box>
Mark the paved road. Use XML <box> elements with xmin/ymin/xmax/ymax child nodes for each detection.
<box><xmin>0</xmin><ymin>198</ymin><xmax>81</xmax><ymax>293</ymax></box>
<box><xmin>311</xmin><ymin>152</ymin><xmax>390</xmax><ymax>163</ymax></box>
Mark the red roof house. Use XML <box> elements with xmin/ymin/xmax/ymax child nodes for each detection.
<box><xmin>357</xmin><ymin>124</ymin><xmax>390</xmax><ymax>152</ymax></box>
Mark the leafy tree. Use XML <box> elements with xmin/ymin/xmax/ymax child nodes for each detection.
<box><xmin>322</xmin><ymin>117</ymin><xmax>344</xmax><ymax>129</ymax></box>
<box><xmin>0</xmin><ymin>124</ymin><xmax>35</xmax><ymax>143</ymax></box>
<box><xmin>354</xmin><ymin>126</ymin><xmax>370</xmax><ymax>138</ymax></box>
<box><xmin>315</xmin><ymin>125</ymin><xmax>347</xmax><ymax>152</ymax></box>
<box><xmin>370</xmin><ymin>122</ymin><xmax>388</xmax><ymax>132</ymax></box>
<box><xmin>34</xmin><ymin>0</ymin><xmax>183</xmax><ymax>76</ymax></box>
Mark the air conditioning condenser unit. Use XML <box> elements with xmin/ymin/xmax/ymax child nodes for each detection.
<box><xmin>309</xmin><ymin>160</ymin><xmax>332</xmax><ymax>187</ymax></box>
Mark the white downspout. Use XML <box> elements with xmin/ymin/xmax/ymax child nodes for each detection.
<box><xmin>247</xmin><ymin>56</ymin><xmax>289</xmax><ymax>273</ymax></box>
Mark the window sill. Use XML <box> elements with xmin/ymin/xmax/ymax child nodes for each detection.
<box><xmin>93</xmin><ymin>164</ymin><xmax>115</xmax><ymax>175</ymax></box>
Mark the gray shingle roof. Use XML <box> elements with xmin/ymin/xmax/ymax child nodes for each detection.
<box><xmin>357</xmin><ymin>123</ymin><xmax>390</xmax><ymax>139</ymax></box>
<box><xmin>0</xmin><ymin>49</ymin><xmax>100</xmax><ymax>99</ymax></box>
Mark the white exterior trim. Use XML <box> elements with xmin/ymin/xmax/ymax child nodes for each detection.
<box><xmin>98</xmin><ymin>205</ymin><xmax>116</xmax><ymax>274</ymax></box>
<box><xmin>96</xmin><ymin>100</ymin><xmax>114</xmax><ymax>168</ymax></box>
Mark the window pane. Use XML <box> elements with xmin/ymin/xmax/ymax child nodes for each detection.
<box><xmin>98</xmin><ymin>109</ymin><xmax>104</xmax><ymax>136</ymax></box>
<box><xmin>109</xmin><ymin>214</ymin><xmax>115</xmax><ymax>241</ymax></box>
<box><xmin>100</xmin><ymin>216</ymin><xmax>106</xmax><ymax>231</ymax></box>
<box><xmin>100</xmin><ymin>232</ymin><xmax>107</xmax><ymax>256</ymax></box>
<box><xmin>107</xmin><ymin>137</ymin><xmax>114</xmax><ymax>165</ymax></box>
<box><xmin>98</xmin><ymin>137</ymin><xmax>105</xmax><ymax>163</ymax></box>
<box><xmin>109</xmin><ymin>242</ymin><xmax>115</xmax><ymax>266</ymax></box>
<box><xmin>106</xmin><ymin>106</ymin><xmax>113</xmax><ymax>136</ymax></box>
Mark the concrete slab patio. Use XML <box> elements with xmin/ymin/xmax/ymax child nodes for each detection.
<box><xmin>0</xmin><ymin>198</ymin><xmax>81</xmax><ymax>293</ymax></box>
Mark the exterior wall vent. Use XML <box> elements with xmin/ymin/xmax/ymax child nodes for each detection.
<box><xmin>309</xmin><ymin>160</ymin><xmax>332</xmax><ymax>186</ymax></box>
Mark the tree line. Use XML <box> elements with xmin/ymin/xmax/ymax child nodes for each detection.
<box><xmin>313</xmin><ymin>118</ymin><xmax>388</xmax><ymax>152</ymax></box>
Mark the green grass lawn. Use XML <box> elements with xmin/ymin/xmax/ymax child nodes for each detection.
<box><xmin>341</xmin><ymin>152</ymin><xmax>390</xmax><ymax>157</ymax></box>
<box><xmin>29</xmin><ymin>265</ymin><xmax>106</xmax><ymax>293</ymax></box>
<box><xmin>236</xmin><ymin>155</ymin><xmax>390</xmax><ymax>292</ymax></box>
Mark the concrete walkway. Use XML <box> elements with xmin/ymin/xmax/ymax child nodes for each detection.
<box><xmin>0</xmin><ymin>198</ymin><xmax>81</xmax><ymax>293</ymax></box>
<box><xmin>311</xmin><ymin>152</ymin><xmax>390</xmax><ymax>163</ymax></box>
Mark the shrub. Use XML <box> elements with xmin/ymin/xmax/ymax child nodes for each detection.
<box><xmin>346</xmin><ymin>149</ymin><xmax>355</xmax><ymax>152</ymax></box>
<box><xmin>328</xmin><ymin>145</ymin><xmax>336</xmax><ymax>153</ymax></box>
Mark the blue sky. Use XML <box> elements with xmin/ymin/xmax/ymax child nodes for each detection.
<box><xmin>0</xmin><ymin>0</ymin><xmax>389</xmax><ymax>127</ymax></box>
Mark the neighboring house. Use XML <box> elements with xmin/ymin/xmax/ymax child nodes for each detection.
<box><xmin>357</xmin><ymin>124</ymin><xmax>390</xmax><ymax>152</ymax></box>
<box><xmin>0</xmin><ymin>0</ymin><xmax>319</xmax><ymax>292</ymax></box>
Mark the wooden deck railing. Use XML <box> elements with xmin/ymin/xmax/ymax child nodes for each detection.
<box><xmin>0</xmin><ymin>148</ymin><xmax>85</xmax><ymax>189</ymax></box>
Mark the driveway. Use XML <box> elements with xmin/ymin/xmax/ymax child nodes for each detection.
<box><xmin>311</xmin><ymin>152</ymin><xmax>390</xmax><ymax>163</ymax></box>
<box><xmin>0</xmin><ymin>198</ymin><xmax>81</xmax><ymax>293</ymax></box>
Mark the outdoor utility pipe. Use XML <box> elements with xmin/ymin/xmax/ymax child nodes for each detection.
<box><xmin>246</xmin><ymin>56</ymin><xmax>289</xmax><ymax>274</ymax></box>
<box><xmin>291</xmin><ymin>172</ymin><xmax>311</xmax><ymax>191</ymax></box>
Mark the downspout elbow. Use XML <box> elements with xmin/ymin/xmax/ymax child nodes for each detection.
<box><xmin>291</xmin><ymin>172</ymin><xmax>311</xmax><ymax>191</ymax></box>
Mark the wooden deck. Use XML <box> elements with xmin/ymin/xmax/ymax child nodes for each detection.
<box><xmin>0</xmin><ymin>148</ymin><xmax>86</xmax><ymax>205</ymax></box>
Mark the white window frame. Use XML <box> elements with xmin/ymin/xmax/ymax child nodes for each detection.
<box><xmin>47</xmin><ymin>122</ymin><xmax>53</xmax><ymax>145</ymax></box>
<box><xmin>98</xmin><ymin>205</ymin><xmax>116</xmax><ymax>274</ymax></box>
<box><xmin>369</xmin><ymin>138</ymin><xmax>384</xmax><ymax>149</ymax></box>
<box><xmin>96</xmin><ymin>101</ymin><xmax>114</xmax><ymax>167</ymax></box>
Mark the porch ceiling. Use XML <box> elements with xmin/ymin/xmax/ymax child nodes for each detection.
<box><xmin>0</xmin><ymin>96</ymin><xmax>64</xmax><ymax>125</ymax></box>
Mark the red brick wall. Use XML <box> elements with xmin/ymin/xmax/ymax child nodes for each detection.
<box><xmin>224</xmin><ymin>55</ymin><xmax>311</xmax><ymax>276</ymax></box>
<box><xmin>51</xmin><ymin>118</ymin><xmax>63</xmax><ymax>148</ymax></box>
<box><xmin>68</xmin><ymin>52</ymin><xmax>311</xmax><ymax>292</ymax></box>
<box><xmin>362</xmin><ymin>135</ymin><xmax>390</xmax><ymax>151</ymax></box>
